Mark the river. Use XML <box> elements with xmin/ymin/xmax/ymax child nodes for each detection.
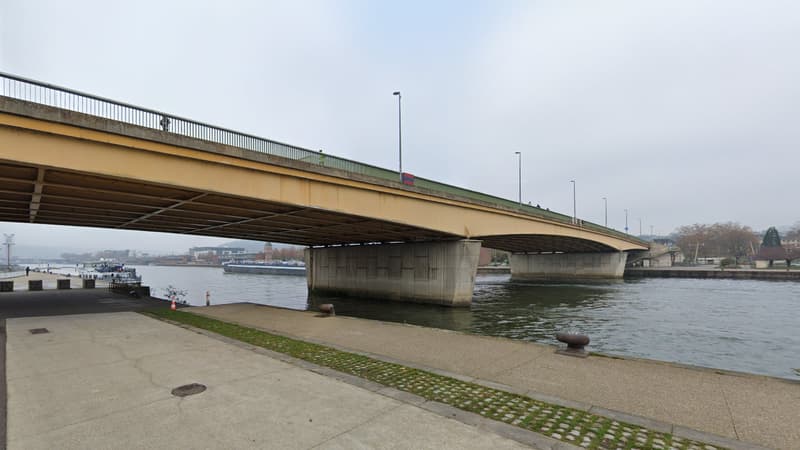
<box><xmin>117</xmin><ymin>266</ymin><xmax>800</xmax><ymax>380</ymax></box>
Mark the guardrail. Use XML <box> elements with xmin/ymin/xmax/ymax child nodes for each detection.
<box><xmin>0</xmin><ymin>71</ymin><xmax>644</xmax><ymax>245</ymax></box>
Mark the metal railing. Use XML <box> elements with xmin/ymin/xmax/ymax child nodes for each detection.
<box><xmin>0</xmin><ymin>71</ymin><xmax>644</xmax><ymax>245</ymax></box>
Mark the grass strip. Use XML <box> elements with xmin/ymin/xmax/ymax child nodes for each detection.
<box><xmin>143</xmin><ymin>309</ymin><xmax>724</xmax><ymax>450</ymax></box>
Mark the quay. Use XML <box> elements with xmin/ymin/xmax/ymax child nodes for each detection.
<box><xmin>1</xmin><ymin>288</ymin><xmax>796</xmax><ymax>449</ymax></box>
<box><xmin>194</xmin><ymin>303</ymin><xmax>798</xmax><ymax>450</ymax></box>
<box><xmin>1</xmin><ymin>271</ymin><xmax>110</xmax><ymax>290</ymax></box>
<box><xmin>476</xmin><ymin>266</ymin><xmax>511</xmax><ymax>275</ymax></box>
<box><xmin>625</xmin><ymin>267</ymin><xmax>800</xmax><ymax>281</ymax></box>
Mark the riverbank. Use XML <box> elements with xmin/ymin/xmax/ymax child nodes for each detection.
<box><xmin>625</xmin><ymin>266</ymin><xmax>800</xmax><ymax>281</ymax></box>
<box><xmin>193</xmin><ymin>303</ymin><xmax>798</xmax><ymax>450</ymax></box>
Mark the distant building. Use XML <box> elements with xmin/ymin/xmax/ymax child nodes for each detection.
<box><xmin>781</xmin><ymin>239</ymin><xmax>800</xmax><ymax>249</ymax></box>
<box><xmin>97</xmin><ymin>249</ymin><xmax>131</xmax><ymax>260</ymax></box>
<box><xmin>264</xmin><ymin>243</ymin><xmax>274</xmax><ymax>262</ymax></box>
<box><xmin>478</xmin><ymin>248</ymin><xmax>492</xmax><ymax>266</ymax></box>
<box><xmin>653</xmin><ymin>238</ymin><xmax>676</xmax><ymax>247</ymax></box>
<box><xmin>189</xmin><ymin>247</ymin><xmax>246</xmax><ymax>261</ymax></box>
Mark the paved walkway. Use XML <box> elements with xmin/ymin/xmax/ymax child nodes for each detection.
<box><xmin>195</xmin><ymin>303</ymin><xmax>800</xmax><ymax>450</ymax></box>
<box><xmin>0</xmin><ymin>289</ymin><xmax>162</xmax><ymax>319</ymax></box>
<box><xmin>6</xmin><ymin>312</ymin><xmax>535</xmax><ymax>450</ymax></box>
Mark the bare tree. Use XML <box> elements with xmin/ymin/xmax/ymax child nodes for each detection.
<box><xmin>674</xmin><ymin>222</ymin><xmax>759</xmax><ymax>263</ymax></box>
<box><xmin>784</xmin><ymin>222</ymin><xmax>800</xmax><ymax>240</ymax></box>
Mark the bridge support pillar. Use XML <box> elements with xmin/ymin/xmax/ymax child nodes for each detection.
<box><xmin>305</xmin><ymin>240</ymin><xmax>481</xmax><ymax>306</ymax></box>
<box><xmin>510</xmin><ymin>251</ymin><xmax>628</xmax><ymax>281</ymax></box>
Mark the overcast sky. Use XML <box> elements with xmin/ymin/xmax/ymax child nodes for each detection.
<box><xmin>1</xmin><ymin>1</ymin><xmax>799</xmax><ymax>255</ymax></box>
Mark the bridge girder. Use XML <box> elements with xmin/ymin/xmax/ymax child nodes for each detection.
<box><xmin>0</xmin><ymin>105</ymin><xmax>648</xmax><ymax>253</ymax></box>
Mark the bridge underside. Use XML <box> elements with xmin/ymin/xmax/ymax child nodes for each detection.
<box><xmin>0</xmin><ymin>161</ymin><xmax>457</xmax><ymax>246</ymax></box>
<box><xmin>0</xmin><ymin>161</ymin><xmax>621</xmax><ymax>254</ymax></box>
<box><xmin>477</xmin><ymin>235</ymin><xmax>616</xmax><ymax>253</ymax></box>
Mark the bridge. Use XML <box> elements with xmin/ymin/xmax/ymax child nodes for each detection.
<box><xmin>0</xmin><ymin>73</ymin><xmax>647</xmax><ymax>305</ymax></box>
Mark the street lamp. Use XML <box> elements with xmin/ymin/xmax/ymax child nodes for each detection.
<box><xmin>602</xmin><ymin>197</ymin><xmax>607</xmax><ymax>227</ymax></box>
<box><xmin>514</xmin><ymin>152</ymin><xmax>521</xmax><ymax>206</ymax></box>
<box><xmin>3</xmin><ymin>234</ymin><xmax>13</xmax><ymax>270</ymax></box>
<box><xmin>639</xmin><ymin>218</ymin><xmax>642</xmax><ymax>237</ymax></box>
<box><xmin>624</xmin><ymin>209</ymin><xmax>629</xmax><ymax>234</ymax></box>
<box><xmin>570</xmin><ymin>180</ymin><xmax>576</xmax><ymax>224</ymax></box>
<box><xmin>392</xmin><ymin>91</ymin><xmax>402</xmax><ymax>182</ymax></box>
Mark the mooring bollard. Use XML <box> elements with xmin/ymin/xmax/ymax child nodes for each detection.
<box><xmin>205</xmin><ymin>291</ymin><xmax>210</xmax><ymax>306</ymax></box>
<box><xmin>555</xmin><ymin>332</ymin><xmax>590</xmax><ymax>358</ymax></box>
<box><xmin>318</xmin><ymin>303</ymin><xmax>335</xmax><ymax>316</ymax></box>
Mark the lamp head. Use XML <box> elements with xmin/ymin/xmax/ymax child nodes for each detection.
<box><xmin>392</xmin><ymin>91</ymin><xmax>401</xmax><ymax>96</ymax></box>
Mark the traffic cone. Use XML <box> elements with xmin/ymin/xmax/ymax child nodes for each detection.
<box><xmin>170</xmin><ymin>296</ymin><xmax>177</xmax><ymax>311</ymax></box>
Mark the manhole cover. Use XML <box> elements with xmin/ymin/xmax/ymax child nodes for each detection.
<box><xmin>29</xmin><ymin>328</ymin><xmax>49</xmax><ymax>334</ymax></box>
<box><xmin>171</xmin><ymin>383</ymin><xmax>207</xmax><ymax>397</ymax></box>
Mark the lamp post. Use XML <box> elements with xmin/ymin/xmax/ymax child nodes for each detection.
<box><xmin>639</xmin><ymin>218</ymin><xmax>642</xmax><ymax>237</ymax></box>
<box><xmin>602</xmin><ymin>197</ymin><xmax>607</xmax><ymax>227</ymax></box>
<box><xmin>392</xmin><ymin>91</ymin><xmax>402</xmax><ymax>182</ymax></box>
<box><xmin>514</xmin><ymin>152</ymin><xmax>521</xmax><ymax>206</ymax></box>
<box><xmin>624</xmin><ymin>209</ymin><xmax>629</xmax><ymax>234</ymax></box>
<box><xmin>570</xmin><ymin>180</ymin><xmax>576</xmax><ymax>224</ymax></box>
<box><xmin>3</xmin><ymin>234</ymin><xmax>13</xmax><ymax>270</ymax></box>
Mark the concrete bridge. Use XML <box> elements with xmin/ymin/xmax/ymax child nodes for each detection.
<box><xmin>0</xmin><ymin>73</ymin><xmax>647</xmax><ymax>305</ymax></box>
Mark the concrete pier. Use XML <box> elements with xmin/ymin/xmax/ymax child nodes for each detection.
<box><xmin>510</xmin><ymin>251</ymin><xmax>628</xmax><ymax>281</ymax></box>
<box><xmin>305</xmin><ymin>240</ymin><xmax>481</xmax><ymax>306</ymax></box>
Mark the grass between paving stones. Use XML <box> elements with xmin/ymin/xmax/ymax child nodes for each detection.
<box><xmin>144</xmin><ymin>309</ymin><xmax>725</xmax><ymax>450</ymax></box>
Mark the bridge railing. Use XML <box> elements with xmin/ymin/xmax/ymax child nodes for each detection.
<box><xmin>0</xmin><ymin>72</ymin><xmax>642</xmax><ymax>245</ymax></box>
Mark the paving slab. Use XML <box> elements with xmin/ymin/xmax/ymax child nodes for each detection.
<box><xmin>5</xmin><ymin>312</ymin><xmax>533</xmax><ymax>449</ymax></box>
<box><xmin>194</xmin><ymin>303</ymin><xmax>800</xmax><ymax>450</ymax></box>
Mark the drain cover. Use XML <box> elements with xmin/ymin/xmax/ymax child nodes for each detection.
<box><xmin>171</xmin><ymin>383</ymin><xmax>207</xmax><ymax>397</ymax></box>
<box><xmin>29</xmin><ymin>328</ymin><xmax>49</xmax><ymax>334</ymax></box>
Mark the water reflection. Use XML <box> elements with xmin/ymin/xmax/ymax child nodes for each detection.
<box><xmin>308</xmin><ymin>276</ymin><xmax>625</xmax><ymax>346</ymax></box>
<box><xmin>307</xmin><ymin>293</ymin><xmax>475</xmax><ymax>332</ymax></box>
<box><xmin>470</xmin><ymin>277</ymin><xmax>620</xmax><ymax>343</ymax></box>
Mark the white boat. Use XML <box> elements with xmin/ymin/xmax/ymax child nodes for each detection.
<box><xmin>80</xmin><ymin>261</ymin><xmax>142</xmax><ymax>283</ymax></box>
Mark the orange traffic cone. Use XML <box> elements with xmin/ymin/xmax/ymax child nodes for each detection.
<box><xmin>170</xmin><ymin>297</ymin><xmax>177</xmax><ymax>311</ymax></box>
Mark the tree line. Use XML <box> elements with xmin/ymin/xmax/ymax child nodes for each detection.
<box><xmin>672</xmin><ymin>222</ymin><xmax>800</xmax><ymax>263</ymax></box>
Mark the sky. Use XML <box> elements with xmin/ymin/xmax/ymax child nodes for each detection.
<box><xmin>1</xmin><ymin>0</ymin><xmax>799</xmax><ymax>255</ymax></box>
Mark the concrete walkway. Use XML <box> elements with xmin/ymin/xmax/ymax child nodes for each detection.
<box><xmin>194</xmin><ymin>303</ymin><xmax>800</xmax><ymax>450</ymax></box>
<box><xmin>6</xmin><ymin>312</ymin><xmax>534</xmax><ymax>450</ymax></box>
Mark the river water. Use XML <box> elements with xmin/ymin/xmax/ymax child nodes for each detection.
<box><xmin>126</xmin><ymin>265</ymin><xmax>799</xmax><ymax>379</ymax></box>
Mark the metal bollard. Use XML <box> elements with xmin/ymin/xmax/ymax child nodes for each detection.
<box><xmin>555</xmin><ymin>332</ymin><xmax>590</xmax><ymax>358</ymax></box>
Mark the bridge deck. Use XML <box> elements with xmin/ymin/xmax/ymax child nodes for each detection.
<box><xmin>0</xmin><ymin>72</ymin><xmax>648</xmax><ymax>253</ymax></box>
